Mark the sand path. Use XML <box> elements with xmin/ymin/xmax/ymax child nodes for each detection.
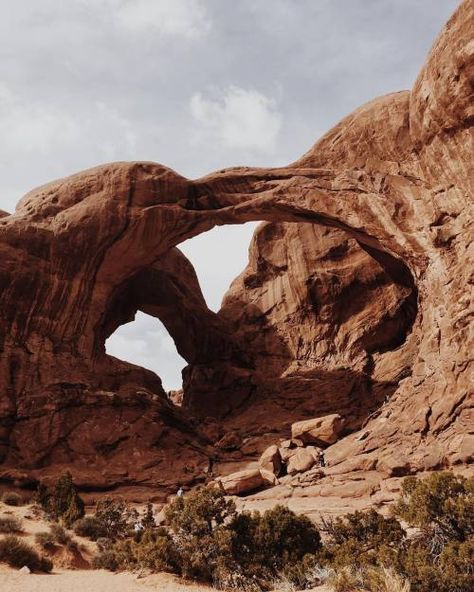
<box><xmin>0</xmin><ymin>568</ymin><xmax>216</xmax><ymax>591</ymax></box>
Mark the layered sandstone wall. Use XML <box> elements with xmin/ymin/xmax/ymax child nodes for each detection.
<box><xmin>0</xmin><ymin>0</ymin><xmax>472</xmax><ymax>494</ymax></box>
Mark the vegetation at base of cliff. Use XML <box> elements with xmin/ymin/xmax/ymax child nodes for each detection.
<box><xmin>37</xmin><ymin>470</ymin><xmax>85</xmax><ymax>527</ymax></box>
<box><xmin>90</xmin><ymin>471</ymin><xmax>473</xmax><ymax>591</ymax></box>
<box><xmin>0</xmin><ymin>535</ymin><xmax>53</xmax><ymax>572</ymax></box>
<box><xmin>93</xmin><ymin>487</ymin><xmax>322</xmax><ymax>590</ymax></box>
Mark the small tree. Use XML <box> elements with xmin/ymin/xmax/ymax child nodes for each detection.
<box><xmin>320</xmin><ymin>509</ymin><xmax>406</xmax><ymax>569</ymax></box>
<box><xmin>165</xmin><ymin>485</ymin><xmax>236</xmax><ymax>537</ymax></box>
<box><xmin>94</xmin><ymin>498</ymin><xmax>138</xmax><ymax>539</ymax></box>
<box><xmin>394</xmin><ymin>472</ymin><xmax>474</xmax><ymax>544</ymax></box>
<box><xmin>141</xmin><ymin>502</ymin><xmax>156</xmax><ymax>530</ymax></box>
<box><xmin>37</xmin><ymin>471</ymin><xmax>85</xmax><ymax>527</ymax></box>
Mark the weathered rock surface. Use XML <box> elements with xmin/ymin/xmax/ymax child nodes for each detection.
<box><xmin>259</xmin><ymin>445</ymin><xmax>282</xmax><ymax>476</ymax></box>
<box><xmin>0</xmin><ymin>1</ymin><xmax>472</xmax><ymax>496</ymax></box>
<box><xmin>215</xmin><ymin>468</ymin><xmax>276</xmax><ymax>496</ymax></box>
<box><xmin>292</xmin><ymin>415</ymin><xmax>345</xmax><ymax>447</ymax></box>
<box><xmin>287</xmin><ymin>447</ymin><xmax>320</xmax><ymax>476</ymax></box>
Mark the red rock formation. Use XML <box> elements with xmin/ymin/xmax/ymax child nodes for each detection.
<box><xmin>0</xmin><ymin>0</ymin><xmax>472</xmax><ymax>495</ymax></box>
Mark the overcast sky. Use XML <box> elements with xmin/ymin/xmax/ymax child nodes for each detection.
<box><xmin>0</xmin><ymin>0</ymin><xmax>459</xmax><ymax>389</ymax></box>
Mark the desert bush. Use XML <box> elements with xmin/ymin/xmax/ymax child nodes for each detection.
<box><xmin>94</xmin><ymin>497</ymin><xmax>138</xmax><ymax>539</ymax></box>
<box><xmin>0</xmin><ymin>535</ymin><xmax>52</xmax><ymax>572</ymax></box>
<box><xmin>230</xmin><ymin>505</ymin><xmax>321</xmax><ymax>572</ymax></box>
<box><xmin>94</xmin><ymin>486</ymin><xmax>322</xmax><ymax>589</ymax></box>
<box><xmin>37</xmin><ymin>471</ymin><xmax>85</xmax><ymax>527</ymax></box>
<box><xmin>35</xmin><ymin>524</ymin><xmax>76</xmax><ymax>549</ymax></box>
<box><xmin>394</xmin><ymin>471</ymin><xmax>474</xmax><ymax>544</ymax></box>
<box><xmin>329</xmin><ymin>565</ymin><xmax>410</xmax><ymax>592</ymax></box>
<box><xmin>140</xmin><ymin>502</ymin><xmax>155</xmax><ymax>530</ymax></box>
<box><xmin>74</xmin><ymin>498</ymin><xmax>138</xmax><ymax>542</ymax></box>
<box><xmin>73</xmin><ymin>515</ymin><xmax>107</xmax><ymax>540</ymax></box>
<box><xmin>92</xmin><ymin>548</ymin><xmax>120</xmax><ymax>571</ymax></box>
<box><xmin>35</xmin><ymin>530</ymin><xmax>56</xmax><ymax>549</ymax></box>
<box><xmin>278</xmin><ymin>555</ymin><xmax>333</xmax><ymax>590</ymax></box>
<box><xmin>0</xmin><ymin>516</ymin><xmax>23</xmax><ymax>533</ymax></box>
<box><xmin>1</xmin><ymin>491</ymin><xmax>23</xmax><ymax>506</ymax></box>
<box><xmin>392</xmin><ymin>472</ymin><xmax>474</xmax><ymax>592</ymax></box>
<box><xmin>320</xmin><ymin>509</ymin><xmax>405</xmax><ymax>569</ymax></box>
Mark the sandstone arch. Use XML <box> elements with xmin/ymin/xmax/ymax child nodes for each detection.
<box><xmin>0</xmin><ymin>0</ymin><xmax>472</xmax><ymax>493</ymax></box>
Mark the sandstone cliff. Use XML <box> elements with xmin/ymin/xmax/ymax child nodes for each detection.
<box><xmin>0</xmin><ymin>0</ymin><xmax>472</xmax><ymax>500</ymax></box>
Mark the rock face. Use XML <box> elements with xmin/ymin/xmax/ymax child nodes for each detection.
<box><xmin>0</xmin><ymin>1</ymin><xmax>472</xmax><ymax>494</ymax></box>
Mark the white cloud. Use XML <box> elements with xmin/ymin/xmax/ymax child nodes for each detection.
<box><xmin>114</xmin><ymin>0</ymin><xmax>211</xmax><ymax>38</ymax></box>
<box><xmin>190</xmin><ymin>86</ymin><xmax>282</xmax><ymax>152</ymax></box>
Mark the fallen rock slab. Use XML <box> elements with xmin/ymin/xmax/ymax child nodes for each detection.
<box><xmin>215</xmin><ymin>468</ymin><xmax>277</xmax><ymax>495</ymax></box>
<box><xmin>291</xmin><ymin>414</ymin><xmax>345</xmax><ymax>446</ymax></box>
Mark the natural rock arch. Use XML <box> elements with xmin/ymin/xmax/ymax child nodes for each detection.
<box><xmin>0</xmin><ymin>0</ymin><xmax>472</xmax><ymax>493</ymax></box>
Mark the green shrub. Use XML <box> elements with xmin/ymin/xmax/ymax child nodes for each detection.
<box><xmin>92</xmin><ymin>549</ymin><xmax>120</xmax><ymax>571</ymax></box>
<box><xmin>140</xmin><ymin>502</ymin><xmax>155</xmax><ymax>530</ymax></box>
<box><xmin>94</xmin><ymin>498</ymin><xmax>138</xmax><ymax>539</ymax></box>
<box><xmin>392</xmin><ymin>472</ymin><xmax>474</xmax><ymax>592</ymax></box>
<box><xmin>0</xmin><ymin>516</ymin><xmax>23</xmax><ymax>533</ymax></box>
<box><xmin>94</xmin><ymin>486</ymin><xmax>321</xmax><ymax>589</ymax></box>
<box><xmin>394</xmin><ymin>471</ymin><xmax>474</xmax><ymax>543</ymax></box>
<box><xmin>73</xmin><ymin>515</ymin><xmax>107</xmax><ymax>540</ymax></box>
<box><xmin>0</xmin><ymin>535</ymin><xmax>52</xmax><ymax>572</ymax></box>
<box><xmin>320</xmin><ymin>509</ymin><xmax>405</xmax><ymax>569</ymax></box>
<box><xmin>1</xmin><ymin>491</ymin><xmax>23</xmax><ymax>506</ymax></box>
<box><xmin>165</xmin><ymin>485</ymin><xmax>236</xmax><ymax>537</ymax></box>
<box><xmin>86</xmin><ymin>472</ymin><xmax>473</xmax><ymax>592</ymax></box>
<box><xmin>74</xmin><ymin>498</ymin><xmax>138</xmax><ymax>542</ymax></box>
<box><xmin>230</xmin><ymin>505</ymin><xmax>321</xmax><ymax>571</ymax></box>
<box><xmin>37</xmin><ymin>471</ymin><xmax>85</xmax><ymax>527</ymax></box>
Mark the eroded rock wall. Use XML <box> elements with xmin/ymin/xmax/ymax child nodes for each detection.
<box><xmin>0</xmin><ymin>0</ymin><xmax>472</xmax><ymax>494</ymax></box>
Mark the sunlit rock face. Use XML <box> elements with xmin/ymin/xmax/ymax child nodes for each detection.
<box><xmin>0</xmin><ymin>0</ymin><xmax>472</xmax><ymax>495</ymax></box>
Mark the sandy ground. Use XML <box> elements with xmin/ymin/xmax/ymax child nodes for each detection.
<box><xmin>0</xmin><ymin>568</ymin><xmax>330</xmax><ymax>591</ymax></box>
<box><xmin>0</xmin><ymin>568</ymin><xmax>220</xmax><ymax>592</ymax></box>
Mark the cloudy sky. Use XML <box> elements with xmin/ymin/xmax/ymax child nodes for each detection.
<box><xmin>0</xmin><ymin>0</ymin><xmax>459</xmax><ymax>389</ymax></box>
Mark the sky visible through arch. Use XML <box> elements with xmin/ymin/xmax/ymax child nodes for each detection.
<box><xmin>0</xmin><ymin>0</ymin><xmax>460</xmax><ymax>389</ymax></box>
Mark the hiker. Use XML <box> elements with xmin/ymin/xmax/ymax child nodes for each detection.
<box><xmin>177</xmin><ymin>486</ymin><xmax>184</xmax><ymax>497</ymax></box>
<box><xmin>320</xmin><ymin>451</ymin><xmax>326</xmax><ymax>467</ymax></box>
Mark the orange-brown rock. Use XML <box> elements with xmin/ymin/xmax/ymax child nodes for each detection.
<box><xmin>215</xmin><ymin>468</ymin><xmax>276</xmax><ymax>496</ymax></box>
<box><xmin>0</xmin><ymin>1</ymin><xmax>472</xmax><ymax>495</ymax></box>
<box><xmin>291</xmin><ymin>415</ymin><xmax>345</xmax><ymax>447</ymax></box>
<box><xmin>259</xmin><ymin>445</ymin><xmax>282</xmax><ymax>476</ymax></box>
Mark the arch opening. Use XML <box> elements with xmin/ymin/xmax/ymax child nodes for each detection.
<box><xmin>100</xmin><ymin>211</ymin><xmax>418</xmax><ymax>436</ymax></box>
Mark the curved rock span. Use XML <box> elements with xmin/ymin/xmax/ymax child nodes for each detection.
<box><xmin>0</xmin><ymin>1</ymin><xmax>472</xmax><ymax>498</ymax></box>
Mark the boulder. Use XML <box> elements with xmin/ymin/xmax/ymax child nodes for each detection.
<box><xmin>217</xmin><ymin>468</ymin><xmax>264</xmax><ymax>495</ymax></box>
<box><xmin>291</xmin><ymin>414</ymin><xmax>345</xmax><ymax>446</ymax></box>
<box><xmin>287</xmin><ymin>447</ymin><xmax>321</xmax><ymax>475</ymax></box>
<box><xmin>279</xmin><ymin>447</ymin><xmax>299</xmax><ymax>463</ymax></box>
<box><xmin>259</xmin><ymin>445</ymin><xmax>282</xmax><ymax>476</ymax></box>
